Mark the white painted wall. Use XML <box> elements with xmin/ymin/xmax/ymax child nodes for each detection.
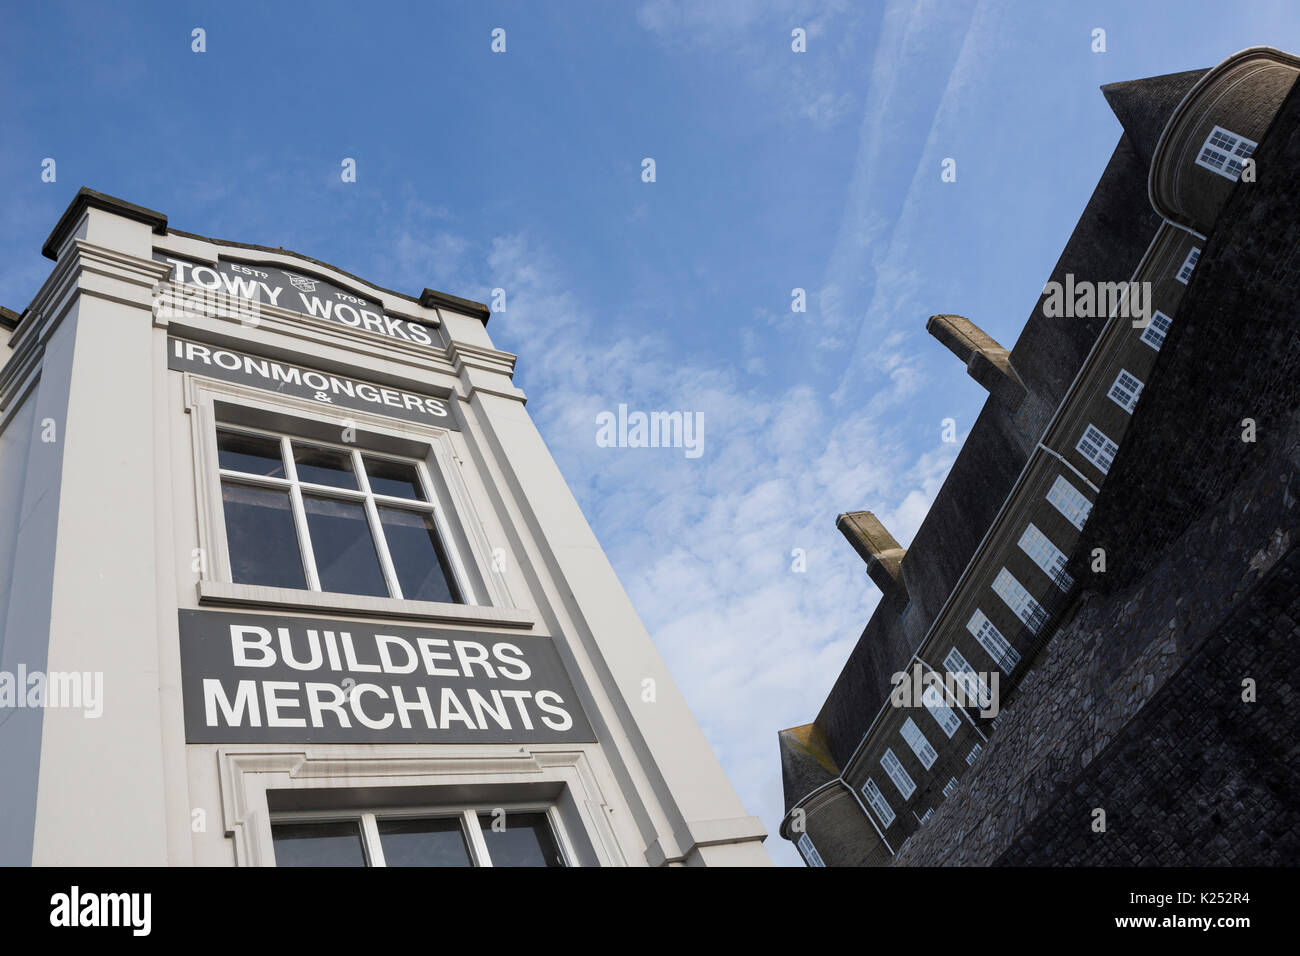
<box><xmin>1</xmin><ymin>197</ymin><xmax>769</xmax><ymax>866</ymax></box>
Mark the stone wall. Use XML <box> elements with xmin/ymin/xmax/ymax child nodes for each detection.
<box><xmin>892</xmin><ymin>400</ymin><xmax>1300</xmax><ymax>865</ymax></box>
<box><xmin>1073</xmin><ymin>73</ymin><xmax>1300</xmax><ymax>594</ymax></box>
<box><xmin>889</xmin><ymin>72</ymin><xmax>1300</xmax><ymax>869</ymax></box>
<box><xmin>998</xmin><ymin>543</ymin><xmax>1300</xmax><ymax>865</ymax></box>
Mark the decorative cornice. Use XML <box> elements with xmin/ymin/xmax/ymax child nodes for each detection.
<box><xmin>447</xmin><ymin>340</ymin><xmax>518</xmax><ymax>377</ymax></box>
<box><xmin>42</xmin><ymin>187</ymin><xmax>167</xmax><ymax>261</ymax></box>
<box><xmin>420</xmin><ymin>287</ymin><xmax>491</xmax><ymax>324</ymax></box>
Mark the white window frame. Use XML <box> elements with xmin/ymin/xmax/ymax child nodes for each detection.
<box><xmin>1107</xmin><ymin>369</ymin><xmax>1144</xmax><ymax>414</ymax></box>
<box><xmin>861</xmin><ymin>777</ymin><xmax>895</xmax><ymax>828</ymax></box>
<box><xmin>1194</xmin><ymin>124</ymin><xmax>1257</xmax><ymax>181</ymax></box>
<box><xmin>1076</xmin><ymin>423</ymin><xmax>1119</xmax><ymax>475</ymax></box>
<box><xmin>942</xmin><ymin>777</ymin><xmax>959</xmax><ymax>798</ymax></box>
<box><xmin>269</xmin><ymin>802</ymin><xmax>571</xmax><ymax>867</ymax></box>
<box><xmin>992</xmin><ymin>566</ymin><xmax>1047</xmax><ymax>635</ymax></box>
<box><xmin>1047</xmin><ymin>474</ymin><xmax>1093</xmax><ymax>530</ymax></box>
<box><xmin>880</xmin><ymin>747</ymin><xmax>916</xmax><ymax>800</ymax></box>
<box><xmin>900</xmin><ymin>716</ymin><xmax>938</xmax><ymax>770</ymax></box>
<box><xmin>921</xmin><ymin>683</ymin><xmax>962</xmax><ymax>738</ymax></box>
<box><xmin>966</xmin><ymin>743</ymin><xmax>983</xmax><ymax>766</ymax></box>
<box><xmin>215</xmin><ymin>421</ymin><xmax>477</xmax><ymax>605</ymax></box>
<box><xmin>1140</xmin><ymin>310</ymin><xmax>1173</xmax><ymax>351</ymax></box>
<box><xmin>797</xmin><ymin>832</ymin><xmax>826</xmax><ymax>867</ymax></box>
<box><xmin>1176</xmin><ymin>248</ymin><xmax>1200</xmax><ymax>284</ymax></box>
<box><xmin>967</xmin><ymin>607</ymin><xmax>1022</xmax><ymax>672</ymax></box>
<box><xmin>217</xmin><ymin>747</ymin><xmax>623</xmax><ymax>866</ymax></box>
<box><xmin>943</xmin><ymin>646</ymin><xmax>991</xmax><ymax>711</ymax></box>
<box><xmin>1018</xmin><ymin>522</ymin><xmax>1074</xmax><ymax>591</ymax></box>
<box><xmin>182</xmin><ymin>374</ymin><xmax>525</xmax><ymax>625</ymax></box>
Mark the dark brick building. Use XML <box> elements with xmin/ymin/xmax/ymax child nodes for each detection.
<box><xmin>779</xmin><ymin>46</ymin><xmax>1300</xmax><ymax>867</ymax></box>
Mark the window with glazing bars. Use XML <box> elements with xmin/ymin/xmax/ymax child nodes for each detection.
<box><xmin>1018</xmin><ymin>523</ymin><xmax>1074</xmax><ymax>591</ymax></box>
<box><xmin>271</xmin><ymin>808</ymin><xmax>566</xmax><ymax>867</ymax></box>
<box><xmin>1176</xmin><ymin>248</ymin><xmax>1200</xmax><ymax>284</ymax></box>
<box><xmin>1076</xmin><ymin>424</ymin><xmax>1118</xmax><ymax>474</ymax></box>
<box><xmin>1108</xmin><ymin>369</ymin><xmax>1144</xmax><ymax>413</ymax></box>
<box><xmin>1194</xmin><ymin>125</ymin><xmax>1257</xmax><ymax>180</ymax></box>
<box><xmin>1046</xmin><ymin>474</ymin><xmax>1093</xmax><ymax>530</ymax></box>
<box><xmin>216</xmin><ymin>426</ymin><xmax>469</xmax><ymax>604</ymax></box>
<box><xmin>1140</xmin><ymin>311</ymin><xmax>1173</xmax><ymax>351</ymax></box>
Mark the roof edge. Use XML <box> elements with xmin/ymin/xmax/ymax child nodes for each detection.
<box><xmin>42</xmin><ymin>187</ymin><xmax>167</xmax><ymax>261</ymax></box>
<box><xmin>165</xmin><ymin>232</ymin><xmax>490</xmax><ymax>324</ymax></box>
<box><xmin>419</xmin><ymin>287</ymin><xmax>491</xmax><ymax>323</ymax></box>
<box><xmin>39</xmin><ymin>188</ymin><xmax>490</xmax><ymax>325</ymax></box>
<box><xmin>1148</xmin><ymin>46</ymin><xmax>1300</xmax><ymax>229</ymax></box>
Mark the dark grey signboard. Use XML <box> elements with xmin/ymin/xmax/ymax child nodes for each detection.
<box><xmin>167</xmin><ymin>336</ymin><xmax>458</xmax><ymax>429</ymax></box>
<box><xmin>154</xmin><ymin>251</ymin><xmax>437</xmax><ymax>347</ymax></box>
<box><xmin>177</xmin><ymin>609</ymin><xmax>596</xmax><ymax>745</ymax></box>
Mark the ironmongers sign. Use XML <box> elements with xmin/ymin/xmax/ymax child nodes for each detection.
<box><xmin>167</xmin><ymin>336</ymin><xmax>458</xmax><ymax>428</ymax></box>
<box><xmin>177</xmin><ymin>609</ymin><xmax>596</xmax><ymax>745</ymax></box>
<box><xmin>154</xmin><ymin>251</ymin><xmax>437</xmax><ymax>346</ymax></box>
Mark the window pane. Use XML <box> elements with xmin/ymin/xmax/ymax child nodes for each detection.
<box><xmin>477</xmin><ymin>812</ymin><xmax>565</xmax><ymax>867</ymax></box>
<box><xmin>364</xmin><ymin>457</ymin><xmax>425</xmax><ymax>499</ymax></box>
<box><xmin>272</xmin><ymin>821</ymin><xmax>366</xmax><ymax>867</ymax></box>
<box><xmin>377</xmin><ymin>817</ymin><xmax>473</xmax><ymax>867</ymax></box>
<box><xmin>378</xmin><ymin>507</ymin><xmax>461</xmax><ymax>604</ymax></box>
<box><xmin>222</xmin><ymin>482</ymin><xmax>306</xmax><ymax>589</ymax></box>
<box><xmin>293</xmin><ymin>443</ymin><xmax>358</xmax><ymax>490</ymax></box>
<box><xmin>303</xmin><ymin>495</ymin><xmax>389</xmax><ymax>597</ymax></box>
<box><xmin>217</xmin><ymin>430</ymin><xmax>285</xmax><ymax>478</ymax></box>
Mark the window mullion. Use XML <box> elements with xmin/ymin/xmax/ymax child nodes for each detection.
<box><xmin>417</xmin><ymin>459</ymin><xmax>476</xmax><ymax>605</ymax></box>
<box><xmin>431</xmin><ymin>504</ymin><xmax>475</xmax><ymax>605</ymax></box>
<box><xmin>367</xmin><ymin>496</ymin><xmax>404</xmax><ymax>600</ymax></box>
<box><xmin>283</xmin><ymin>436</ymin><xmax>322</xmax><ymax>591</ymax></box>
<box><xmin>358</xmin><ymin>447</ymin><xmax>405</xmax><ymax>599</ymax></box>
<box><xmin>544</xmin><ymin>808</ymin><xmax>575</xmax><ymax>868</ymax></box>
<box><xmin>463</xmin><ymin>809</ymin><xmax>491</xmax><ymax>867</ymax></box>
<box><xmin>360</xmin><ymin>813</ymin><xmax>387</xmax><ymax>867</ymax></box>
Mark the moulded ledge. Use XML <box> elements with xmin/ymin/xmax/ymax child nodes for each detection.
<box><xmin>195</xmin><ymin>580</ymin><xmax>536</xmax><ymax>629</ymax></box>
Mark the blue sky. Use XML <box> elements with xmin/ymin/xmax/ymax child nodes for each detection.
<box><xmin>4</xmin><ymin>0</ymin><xmax>1300</xmax><ymax>866</ymax></box>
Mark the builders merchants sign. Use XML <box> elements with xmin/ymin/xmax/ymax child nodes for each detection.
<box><xmin>177</xmin><ymin>609</ymin><xmax>595</xmax><ymax>745</ymax></box>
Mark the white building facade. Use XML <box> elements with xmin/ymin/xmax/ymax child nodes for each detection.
<box><xmin>0</xmin><ymin>189</ymin><xmax>769</xmax><ymax>867</ymax></box>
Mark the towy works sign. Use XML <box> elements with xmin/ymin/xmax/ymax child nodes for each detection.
<box><xmin>178</xmin><ymin>610</ymin><xmax>595</xmax><ymax>745</ymax></box>
<box><xmin>155</xmin><ymin>252</ymin><xmax>436</xmax><ymax>346</ymax></box>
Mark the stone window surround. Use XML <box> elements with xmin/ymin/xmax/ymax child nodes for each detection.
<box><xmin>271</xmin><ymin>802</ymin><xmax>574</xmax><ymax>868</ymax></box>
<box><xmin>217</xmin><ymin>745</ymin><xmax>626</xmax><ymax>866</ymax></box>
<box><xmin>182</xmin><ymin>372</ymin><xmax>529</xmax><ymax>627</ymax></box>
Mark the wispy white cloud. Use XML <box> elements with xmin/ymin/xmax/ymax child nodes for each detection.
<box><xmin>468</xmin><ymin>228</ymin><xmax>958</xmax><ymax>866</ymax></box>
<box><xmin>815</xmin><ymin>0</ymin><xmax>986</xmax><ymax>378</ymax></box>
<box><xmin>830</xmin><ymin>0</ymin><xmax>1004</xmax><ymax>401</ymax></box>
<box><xmin>636</xmin><ymin>0</ymin><xmax>871</xmax><ymax>129</ymax></box>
